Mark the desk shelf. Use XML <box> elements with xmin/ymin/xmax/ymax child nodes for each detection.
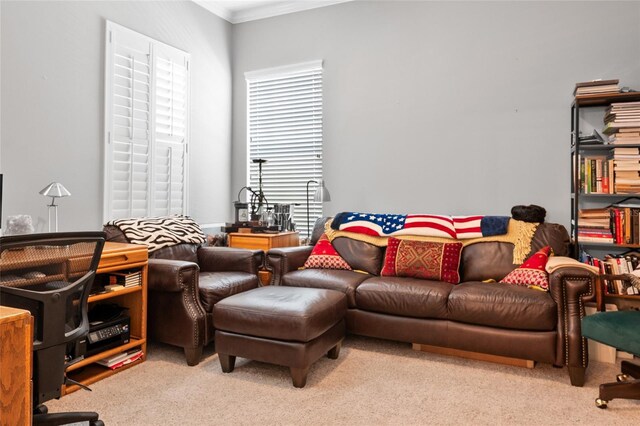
<box><xmin>61</xmin><ymin>242</ymin><xmax>148</xmax><ymax>396</ymax></box>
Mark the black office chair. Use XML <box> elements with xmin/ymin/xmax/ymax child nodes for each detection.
<box><xmin>0</xmin><ymin>232</ymin><xmax>105</xmax><ymax>425</ymax></box>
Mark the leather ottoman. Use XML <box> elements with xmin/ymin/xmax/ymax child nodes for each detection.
<box><xmin>213</xmin><ymin>286</ymin><xmax>347</xmax><ymax>387</ymax></box>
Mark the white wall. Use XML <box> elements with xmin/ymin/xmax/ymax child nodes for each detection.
<box><xmin>231</xmin><ymin>1</ymin><xmax>640</xmax><ymax>229</ymax></box>
<box><xmin>1</xmin><ymin>0</ymin><xmax>232</xmax><ymax>231</ymax></box>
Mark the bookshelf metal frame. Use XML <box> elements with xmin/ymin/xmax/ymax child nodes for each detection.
<box><xmin>571</xmin><ymin>92</ymin><xmax>640</xmax><ymax>255</ymax></box>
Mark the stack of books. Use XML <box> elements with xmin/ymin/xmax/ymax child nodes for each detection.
<box><xmin>109</xmin><ymin>270</ymin><xmax>142</xmax><ymax>288</ymax></box>
<box><xmin>574</xmin><ymin>79</ymin><xmax>619</xmax><ymax>97</ymax></box>
<box><xmin>96</xmin><ymin>349</ymin><xmax>144</xmax><ymax>370</ymax></box>
<box><xmin>604</xmin><ymin>101</ymin><xmax>640</xmax><ymax>142</ymax></box>
<box><xmin>577</xmin><ymin>208</ymin><xmax>613</xmax><ymax>242</ymax></box>
<box><xmin>613</xmin><ymin>147</ymin><xmax>640</xmax><ymax>193</ymax></box>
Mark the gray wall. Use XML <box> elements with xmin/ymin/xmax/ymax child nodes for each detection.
<box><xmin>231</xmin><ymin>1</ymin><xmax>640</xmax><ymax>228</ymax></box>
<box><xmin>1</xmin><ymin>0</ymin><xmax>232</xmax><ymax>231</ymax></box>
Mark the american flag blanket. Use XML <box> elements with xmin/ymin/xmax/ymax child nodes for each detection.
<box><xmin>330</xmin><ymin>212</ymin><xmax>510</xmax><ymax>239</ymax></box>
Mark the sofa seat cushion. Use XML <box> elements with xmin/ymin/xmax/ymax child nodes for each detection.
<box><xmin>199</xmin><ymin>271</ymin><xmax>259</xmax><ymax>312</ymax></box>
<box><xmin>355</xmin><ymin>276</ymin><xmax>453</xmax><ymax>319</ymax></box>
<box><xmin>282</xmin><ymin>269</ymin><xmax>370</xmax><ymax>308</ymax></box>
<box><xmin>447</xmin><ymin>282</ymin><xmax>557</xmax><ymax>331</ymax></box>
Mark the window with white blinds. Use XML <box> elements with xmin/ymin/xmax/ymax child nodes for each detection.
<box><xmin>104</xmin><ymin>21</ymin><xmax>189</xmax><ymax>221</ymax></box>
<box><xmin>246</xmin><ymin>61</ymin><xmax>323</xmax><ymax>238</ymax></box>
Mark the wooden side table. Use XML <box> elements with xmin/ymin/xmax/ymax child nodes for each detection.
<box><xmin>228</xmin><ymin>232</ymin><xmax>300</xmax><ymax>284</ymax></box>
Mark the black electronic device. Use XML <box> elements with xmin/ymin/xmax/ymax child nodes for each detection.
<box><xmin>86</xmin><ymin>314</ymin><xmax>130</xmax><ymax>357</ymax></box>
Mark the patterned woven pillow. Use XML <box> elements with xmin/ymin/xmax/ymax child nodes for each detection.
<box><xmin>500</xmin><ymin>246</ymin><xmax>552</xmax><ymax>290</ymax></box>
<box><xmin>381</xmin><ymin>237</ymin><xmax>463</xmax><ymax>284</ymax></box>
<box><xmin>304</xmin><ymin>234</ymin><xmax>352</xmax><ymax>270</ymax></box>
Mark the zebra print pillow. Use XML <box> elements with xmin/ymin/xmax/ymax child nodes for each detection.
<box><xmin>106</xmin><ymin>215</ymin><xmax>206</xmax><ymax>253</ymax></box>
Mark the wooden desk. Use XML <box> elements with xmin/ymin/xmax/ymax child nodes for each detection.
<box><xmin>0</xmin><ymin>241</ymin><xmax>148</xmax><ymax>397</ymax></box>
<box><xmin>0</xmin><ymin>307</ymin><xmax>32</xmax><ymax>426</ymax></box>
<box><xmin>228</xmin><ymin>232</ymin><xmax>299</xmax><ymax>285</ymax></box>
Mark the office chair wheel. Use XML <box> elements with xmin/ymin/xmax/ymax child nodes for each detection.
<box><xmin>616</xmin><ymin>374</ymin><xmax>630</xmax><ymax>382</ymax></box>
<box><xmin>34</xmin><ymin>404</ymin><xmax>48</xmax><ymax>415</ymax></box>
<box><xmin>595</xmin><ymin>398</ymin><xmax>608</xmax><ymax>409</ymax></box>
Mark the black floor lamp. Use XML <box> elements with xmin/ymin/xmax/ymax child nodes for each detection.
<box><xmin>306</xmin><ymin>179</ymin><xmax>331</xmax><ymax>242</ymax></box>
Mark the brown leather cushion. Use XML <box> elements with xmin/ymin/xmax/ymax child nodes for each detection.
<box><xmin>355</xmin><ymin>276</ymin><xmax>453</xmax><ymax>319</ymax></box>
<box><xmin>199</xmin><ymin>271</ymin><xmax>259</xmax><ymax>312</ymax></box>
<box><xmin>103</xmin><ymin>225</ymin><xmax>129</xmax><ymax>243</ymax></box>
<box><xmin>447</xmin><ymin>282</ymin><xmax>557</xmax><ymax>331</ymax></box>
<box><xmin>529</xmin><ymin>223</ymin><xmax>570</xmax><ymax>257</ymax></box>
<box><xmin>332</xmin><ymin>237</ymin><xmax>384</xmax><ymax>275</ymax></box>
<box><xmin>150</xmin><ymin>243</ymin><xmax>198</xmax><ymax>263</ymax></box>
<box><xmin>282</xmin><ymin>269</ymin><xmax>370</xmax><ymax>308</ymax></box>
<box><xmin>461</xmin><ymin>242</ymin><xmax>517</xmax><ymax>282</ymax></box>
<box><xmin>213</xmin><ymin>286</ymin><xmax>347</xmax><ymax>342</ymax></box>
<box><xmin>460</xmin><ymin>223</ymin><xmax>570</xmax><ymax>282</ymax></box>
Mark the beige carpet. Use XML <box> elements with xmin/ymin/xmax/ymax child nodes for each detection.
<box><xmin>48</xmin><ymin>336</ymin><xmax>639</xmax><ymax>425</ymax></box>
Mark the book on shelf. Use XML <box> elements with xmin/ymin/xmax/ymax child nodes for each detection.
<box><xmin>574</xmin><ymin>79</ymin><xmax>620</xmax><ymax>96</ymax></box>
<box><xmin>96</xmin><ymin>349</ymin><xmax>144</xmax><ymax>370</ymax></box>
<box><xmin>109</xmin><ymin>269</ymin><xmax>142</xmax><ymax>288</ymax></box>
<box><xmin>578</xmin><ymin>129</ymin><xmax>605</xmax><ymax>144</ymax></box>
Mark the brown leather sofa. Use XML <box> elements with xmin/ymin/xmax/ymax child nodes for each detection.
<box><xmin>266</xmin><ymin>219</ymin><xmax>596</xmax><ymax>386</ymax></box>
<box><xmin>104</xmin><ymin>226</ymin><xmax>263</xmax><ymax>366</ymax></box>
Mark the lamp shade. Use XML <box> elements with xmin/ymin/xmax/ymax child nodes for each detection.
<box><xmin>39</xmin><ymin>182</ymin><xmax>71</xmax><ymax>198</ymax></box>
<box><xmin>312</xmin><ymin>179</ymin><xmax>331</xmax><ymax>202</ymax></box>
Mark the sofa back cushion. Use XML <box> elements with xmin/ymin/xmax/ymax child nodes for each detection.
<box><xmin>149</xmin><ymin>244</ymin><xmax>198</xmax><ymax>263</ymax></box>
<box><xmin>103</xmin><ymin>224</ymin><xmax>198</xmax><ymax>263</ymax></box>
<box><xmin>332</xmin><ymin>237</ymin><xmax>384</xmax><ymax>275</ymax></box>
<box><xmin>461</xmin><ymin>222</ymin><xmax>570</xmax><ymax>282</ymax></box>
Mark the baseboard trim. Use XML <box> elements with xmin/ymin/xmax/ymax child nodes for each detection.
<box><xmin>412</xmin><ymin>343</ymin><xmax>535</xmax><ymax>369</ymax></box>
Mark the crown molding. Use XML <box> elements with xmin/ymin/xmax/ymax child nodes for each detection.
<box><xmin>192</xmin><ymin>0</ymin><xmax>234</xmax><ymax>22</ymax></box>
<box><xmin>193</xmin><ymin>1</ymin><xmax>352</xmax><ymax>24</ymax></box>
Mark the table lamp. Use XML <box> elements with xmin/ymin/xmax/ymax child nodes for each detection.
<box><xmin>306</xmin><ymin>179</ymin><xmax>331</xmax><ymax>242</ymax></box>
<box><xmin>39</xmin><ymin>182</ymin><xmax>71</xmax><ymax>232</ymax></box>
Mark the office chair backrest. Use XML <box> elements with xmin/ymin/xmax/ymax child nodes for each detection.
<box><xmin>0</xmin><ymin>232</ymin><xmax>105</xmax><ymax>403</ymax></box>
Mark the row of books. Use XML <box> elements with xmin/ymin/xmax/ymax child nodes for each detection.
<box><xmin>603</xmin><ymin>101</ymin><xmax>640</xmax><ymax>136</ymax></box>
<box><xmin>579</xmin><ymin>149</ymin><xmax>640</xmax><ymax>194</ymax></box>
<box><xmin>574</xmin><ymin>79</ymin><xmax>619</xmax><ymax>97</ymax></box>
<box><xmin>578</xmin><ymin>206</ymin><xmax>640</xmax><ymax>245</ymax></box>
<box><xmin>96</xmin><ymin>349</ymin><xmax>144</xmax><ymax>370</ymax></box>
<box><xmin>582</xmin><ymin>253</ymin><xmax>640</xmax><ymax>295</ymax></box>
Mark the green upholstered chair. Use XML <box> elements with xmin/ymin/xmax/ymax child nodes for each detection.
<box><xmin>582</xmin><ymin>307</ymin><xmax>640</xmax><ymax>409</ymax></box>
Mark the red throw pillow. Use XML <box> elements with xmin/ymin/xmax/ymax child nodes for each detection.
<box><xmin>381</xmin><ymin>237</ymin><xmax>462</xmax><ymax>284</ymax></box>
<box><xmin>304</xmin><ymin>233</ymin><xmax>352</xmax><ymax>270</ymax></box>
<box><xmin>500</xmin><ymin>246</ymin><xmax>552</xmax><ymax>290</ymax></box>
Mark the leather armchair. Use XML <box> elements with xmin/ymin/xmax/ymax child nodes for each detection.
<box><xmin>104</xmin><ymin>226</ymin><xmax>264</xmax><ymax>366</ymax></box>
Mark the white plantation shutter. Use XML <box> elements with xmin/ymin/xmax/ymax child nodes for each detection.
<box><xmin>153</xmin><ymin>46</ymin><xmax>189</xmax><ymax>216</ymax></box>
<box><xmin>105</xmin><ymin>26</ymin><xmax>152</xmax><ymax>219</ymax></box>
<box><xmin>104</xmin><ymin>22</ymin><xmax>189</xmax><ymax>221</ymax></box>
<box><xmin>246</xmin><ymin>61</ymin><xmax>323</xmax><ymax>238</ymax></box>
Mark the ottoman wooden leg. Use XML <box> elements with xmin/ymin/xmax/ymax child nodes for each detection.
<box><xmin>219</xmin><ymin>353</ymin><xmax>236</xmax><ymax>373</ymax></box>
<box><xmin>290</xmin><ymin>366</ymin><xmax>310</xmax><ymax>388</ymax></box>
<box><xmin>327</xmin><ymin>341</ymin><xmax>342</xmax><ymax>359</ymax></box>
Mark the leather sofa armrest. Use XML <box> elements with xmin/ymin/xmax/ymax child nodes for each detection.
<box><xmin>548</xmin><ymin>265</ymin><xmax>597</xmax><ymax>386</ymax></box>
<box><xmin>265</xmin><ymin>246</ymin><xmax>314</xmax><ymax>285</ymax></box>
<box><xmin>197</xmin><ymin>247</ymin><xmax>264</xmax><ymax>274</ymax></box>
<box><xmin>148</xmin><ymin>259</ymin><xmax>200</xmax><ymax>293</ymax></box>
